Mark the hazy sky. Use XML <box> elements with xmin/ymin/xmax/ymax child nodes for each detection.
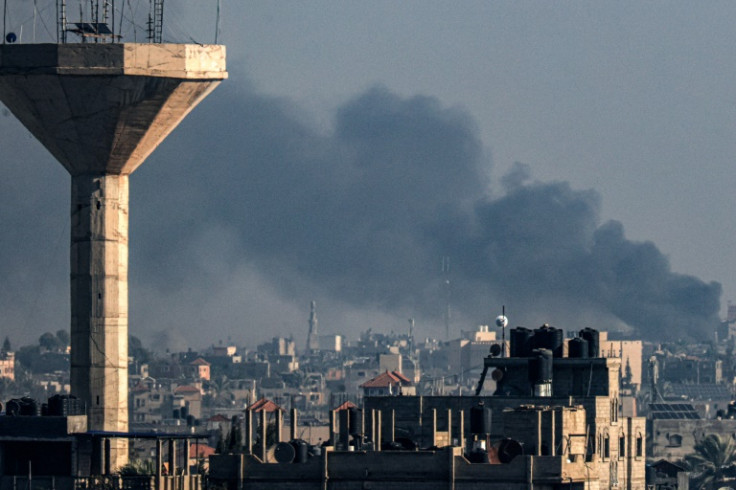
<box><xmin>1</xmin><ymin>2</ymin><xmax>735</xmax><ymax>349</ymax></box>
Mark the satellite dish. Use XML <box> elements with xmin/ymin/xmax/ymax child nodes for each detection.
<box><xmin>5</xmin><ymin>33</ymin><xmax>17</xmax><ymax>43</ymax></box>
<box><xmin>490</xmin><ymin>344</ymin><xmax>502</xmax><ymax>357</ymax></box>
<box><xmin>495</xmin><ymin>315</ymin><xmax>508</xmax><ymax>328</ymax></box>
<box><xmin>491</xmin><ymin>368</ymin><xmax>504</xmax><ymax>382</ymax></box>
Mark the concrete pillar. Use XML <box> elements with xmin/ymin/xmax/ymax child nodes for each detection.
<box><xmin>245</xmin><ymin>410</ymin><xmax>253</xmax><ymax>454</ymax></box>
<box><xmin>184</xmin><ymin>439</ymin><xmax>191</xmax><ymax>475</ymax></box>
<box><xmin>290</xmin><ymin>408</ymin><xmax>298</xmax><ymax>440</ymax></box>
<box><xmin>70</xmin><ymin>174</ymin><xmax>130</xmax><ymax>470</ymax></box>
<box><xmin>459</xmin><ymin>410</ymin><xmax>465</xmax><ymax>450</ymax></box>
<box><xmin>550</xmin><ymin>409</ymin><xmax>556</xmax><ymax>456</ymax></box>
<box><xmin>370</xmin><ymin>410</ymin><xmax>377</xmax><ymax>449</ymax></box>
<box><xmin>0</xmin><ymin>44</ymin><xmax>228</xmax><ymax>476</ymax></box>
<box><xmin>536</xmin><ymin>410</ymin><xmax>542</xmax><ymax>456</ymax></box>
<box><xmin>376</xmin><ymin>410</ymin><xmax>382</xmax><ymax>451</ymax></box>
<box><xmin>275</xmin><ymin>410</ymin><xmax>283</xmax><ymax>443</ymax></box>
<box><xmin>339</xmin><ymin>409</ymin><xmax>349</xmax><ymax>450</ymax></box>
<box><xmin>168</xmin><ymin>439</ymin><xmax>176</xmax><ymax>475</ymax></box>
<box><xmin>432</xmin><ymin>409</ymin><xmax>437</xmax><ymax>446</ymax></box>
<box><xmin>447</xmin><ymin>409</ymin><xmax>452</xmax><ymax>446</ymax></box>
<box><xmin>260</xmin><ymin>410</ymin><xmax>267</xmax><ymax>462</ymax></box>
<box><xmin>329</xmin><ymin>410</ymin><xmax>336</xmax><ymax>446</ymax></box>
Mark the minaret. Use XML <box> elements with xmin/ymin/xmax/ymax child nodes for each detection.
<box><xmin>307</xmin><ymin>301</ymin><xmax>319</xmax><ymax>353</ymax></box>
<box><xmin>0</xmin><ymin>42</ymin><xmax>226</xmax><ymax>469</ymax></box>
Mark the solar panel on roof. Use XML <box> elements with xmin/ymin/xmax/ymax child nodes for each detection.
<box><xmin>648</xmin><ymin>402</ymin><xmax>701</xmax><ymax>420</ymax></box>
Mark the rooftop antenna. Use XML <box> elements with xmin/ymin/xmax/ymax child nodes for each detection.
<box><xmin>442</xmin><ymin>256</ymin><xmax>451</xmax><ymax>341</ymax></box>
<box><xmin>495</xmin><ymin>306</ymin><xmax>508</xmax><ymax>357</ymax></box>
<box><xmin>215</xmin><ymin>0</ymin><xmax>221</xmax><ymax>44</ymax></box>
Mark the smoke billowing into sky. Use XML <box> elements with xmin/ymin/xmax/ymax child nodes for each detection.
<box><xmin>129</xmin><ymin>83</ymin><xmax>719</xmax><ymax>345</ymax></box>
<box><xmin>0</xmin><ymin>3</ymin><xmax>729</xmax><ymax>349</ymax></box>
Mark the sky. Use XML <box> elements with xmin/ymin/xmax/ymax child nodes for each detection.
<box><xmin>1</xmin><ymin>2</ymin><xmax>734</xmax><ymax>350</ymax></box>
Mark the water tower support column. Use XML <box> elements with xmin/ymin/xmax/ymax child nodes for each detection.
<box><xmin>70</xmin><ymin>173</ymin><xmax>129</xmax><ymax>465</ymax></box>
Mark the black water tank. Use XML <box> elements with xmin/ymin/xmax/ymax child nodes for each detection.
<box><xmin>348</xmin><ymin>407</ymin><xmax>361</xmax><ymax>436</ymax></box>
<box><xmin>466</xmin><ymin>447</ymin><xmax>488</xmax><ymax>463</ymax></box>
<box><xmin>395</xmin><ymin>437</ymin><xmax>418</xmax><ymax>450</ymax></box>
<box><xmin>274</xmin><ymin>442</ymin><xmax>296</xmax><ymax>463</ymax></box>
<box><xmin>6</xmin><ymin>399</ymin><xmax>21</xmax><ymax>416</ymax></box>
<box><xmin>292</xmin><ymin>439</ymin><xmax>309</xmax><ymax>463</ymax></box>
<box><xmin>510</xmin><ymin>327</ymin><xmax>533</xmax><ymax>357</ymax></box>
<box><xmin>528</xmin><ymin>348</ymin><xmax>553</xmax><ymax>385</ymax></box>
<box><xmin>498</xmin><ymin>438</ymin><xmax>523</xmax><ymax>464</ymax></box>
<box><xmin>568</xmin><ymin>337</ymin><xmax>589</xmax><ymax>359</ymax></box>
<box><xmin>469</xmin><ymin>402</ymin><xmax>492</xmax><ymax>435</ymax></box>
<box><xmin>579</xmin><ymin>328</ymin><xmax>600</xmax><ymax>358</ymax></box>
<box><xmin>533</xmin><ymin>325</ymin><xmax>563</xmax><ymax>357</ymax></box>
<box><xmin>20</xmin><ymin>397</ymin><xmax>39</xmax><ymax>416</ymax></box>
<box><xmin>48</xmin><ymin>394</ymin><xmax>84</xmax><ymax>416</ymax></box>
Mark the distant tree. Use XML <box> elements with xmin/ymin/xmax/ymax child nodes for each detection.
<box><xmin>39</xmin><ymin>332</ymin><xmax>60</xmax><ymax>351</ymax></box>
<box><xmin>118</xmin><ymin>459</ymin><xmax>154</xmax><ymax>476</ymax></box>
<box><xmin>56</xmin><ymin>329</ymin><xmax>70</xmax><ymax>347</ymax></box>
<box><xmin>227</xmin><ymin>416</ymin><xmax>243</xmax><ymax>452</ymax></box>
<box><xmin>129</xmin><ymin>335</ymin><xmax>152</xmax><ymax>364</ymax></box>
<box><xmin>1</xmin><ymin>336</ymin><xmax>11</xmax><ymax>354</ymax></box>
<box><xmin>215</xmin><ymin>426</ymin><xmax>226</xmax><ymax>454</ymax></box>
<box><xmin>16</xmin><ymin>345</ymin><xmax>40</xmax><ymax>371</ymax></box>
<box><xmin>682</xmin><ymin>434</ymin><xmax>736</xmax><ymax>489</ymax></box>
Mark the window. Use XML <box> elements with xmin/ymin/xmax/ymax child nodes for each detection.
<box><xmin>636</xmin><ymin>435</ymin><xmax>643</xmax><ymax>457</ymax></box>
<box><xmin>619</xmin><ymin>435</ymin><xmax>625</xmax><ymax>458</ymax></box>
<box><xmin>604</xmin><ymin>435</ymin><xmax>610</xmax><ymax>459</ymax></box>
<box><xmin>667</xmin><ymin>434</ymin><xmax>683</xmax><ymax>447</ymax></box>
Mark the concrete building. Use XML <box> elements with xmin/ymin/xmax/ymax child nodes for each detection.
<box><xmin>360</xmin><ymin>370</ymin><xmax>414</xmax><ymax>397</ymax></box>
<box><xmin>186</xmin><ymin>358</ymin><xmax>211</xmax><ymax>382</ymax></box>
<box><xmin>0</xmin><ymin>39</ymin><xmax>225</xmax><ymax>471</ymax></box>
<box><xmin>209</xmin><ymin>327</ymin><xmax>646</xmax><ymax>489</ymax></box>
<box><xmin>648</xmin><ymin>402</ymin><xmax>736</xmax><ymax>463</ymax></box>
<box><xmin>598</xmin><ymin>333</ymin><xmax>643</xmax><ymax>390</ymax></box>
<box><xmin>0</xmin><ymin>352</ymin><xmax>15</xmax><ymax>381</ymax></box>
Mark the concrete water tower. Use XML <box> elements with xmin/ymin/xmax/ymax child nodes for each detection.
<box><xmin>0</xmin><ymin>3</ymin><xmax>226</xmax><ymax>470</ymax></box>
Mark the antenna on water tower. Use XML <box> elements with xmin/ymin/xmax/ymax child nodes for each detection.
<box><xmin>442</xmin><ymin>256</ymin><xmax>451</xmax><ymax>341</ymax></box>
<box><xmin>496</xmin><ymin>306</ymin><xmax>508</xmax><ymax>357</ymax></box>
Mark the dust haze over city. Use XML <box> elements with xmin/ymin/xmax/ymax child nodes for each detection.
<box><xmin>0</xmin><ymin>2</ymin><xmax>733</xmax><ymax>350</ymax></box>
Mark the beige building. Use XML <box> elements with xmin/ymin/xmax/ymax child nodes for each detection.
<box><xmin>210</xmin><ymin>327</ymin><xmax>645</xmax><ymax>489</ymax></box>
<box><xmin>0</xmin><ymin>352</ymin><xmax>15</xmax><ymax>381</ymax></box>
<box><xmin>599</xmin><ymin>332</ymin><xmax>643</xmax><ymax>389</ymax></box>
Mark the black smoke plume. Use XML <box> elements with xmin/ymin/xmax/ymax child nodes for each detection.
<box><xmin>126</xmin><ymin>83</ymin><xmax>720</xmax><ymax>343</ymax></box>
<box><xmin>0</xmin><ymin>79</ymin><xmax>721</xmax><ymax>347</ymax></box>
